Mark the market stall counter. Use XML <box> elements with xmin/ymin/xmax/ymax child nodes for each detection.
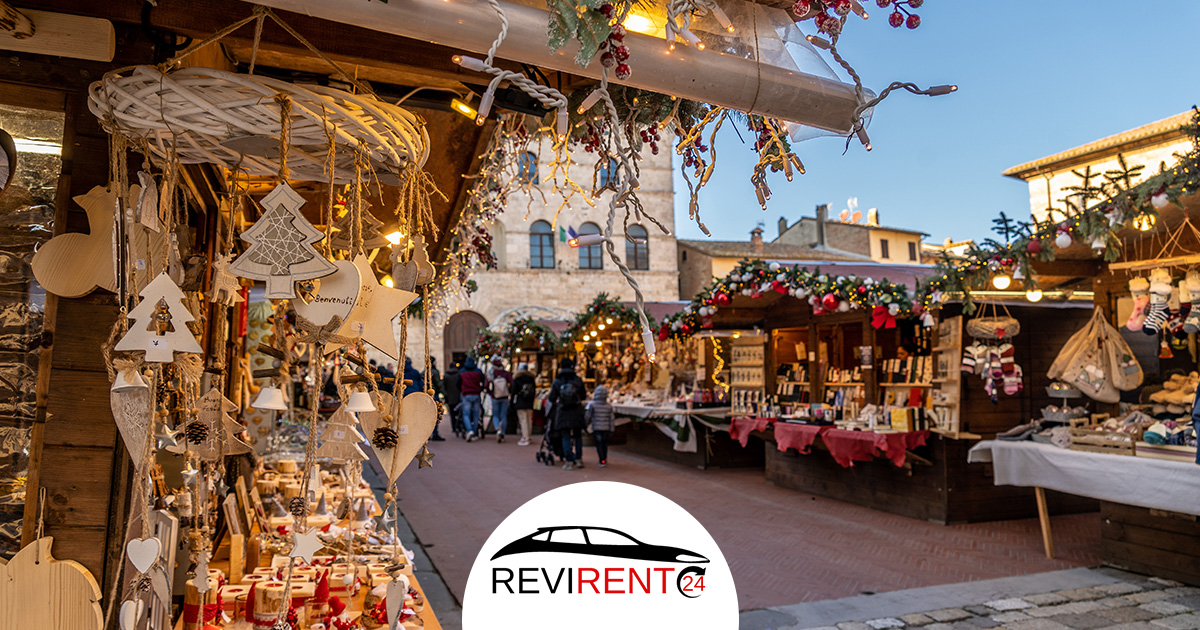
<box><xmin>613</xmin><ymin>403</ymin><xmax>765</xmax><ymax>469</ymax></box>
<box><xmin>969</xmin><ymin>440</ymin><xmax>1200</xmax><ymax>585</ymax></box>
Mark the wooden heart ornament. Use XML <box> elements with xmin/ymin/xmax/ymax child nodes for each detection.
<box><xmin>358</xmin><ymin>391</ymin><xmax>437</xmax><ymax>484</ymax></box>
<box><xmin>118</xmin><ymin>599</ymin><xmax>144</xmax><ymax>630</ymax></box>
<box><xmin>0</xmin><ymin>536</ymin><xmax>103</xmax><ymax>630</ymax></box>
<box><xmin>126</xmin><ymin>537</ymin><xmax>160</xmax><ymax>573</ymax></box>
<box><xmin>291</xmin><ymin>258</ymin><xmax>360</xmax><ymax>331</ymax></box>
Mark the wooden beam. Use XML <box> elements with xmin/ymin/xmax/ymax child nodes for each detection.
<box><xmin>0</xmin><ymin>0</ymin><xmax>35</xmax><ymax>38</ymax></box>
<box><xmin>0</xmin><ymin>8</ymin><xmax>114</xmax><ymax>61</ymax></box>
<box><xmin>1028</xmin><ymin>259</ymin><xmax>1104</xmax><ymax>278</ymax></box>
<box><xmin>1108</xmin><ymin>253</ymin><xmax>1200</xmax><ymax>272</ymax></box>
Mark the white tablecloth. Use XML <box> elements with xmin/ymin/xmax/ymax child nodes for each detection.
<box><xmin>611</xmin><ymin>405</ymin><xmax>732</xmax><ymax>453</ymax></box>
<box><xmin>968</xmin><ymin>441</ymin><xmax>1200</xmax><ymax>516</ymax></box>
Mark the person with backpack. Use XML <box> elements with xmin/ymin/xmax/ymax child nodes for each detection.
<box><xmin>512</xmin><ymin>363</ymin><xmax>537</xmax><ymax>446</ymax></box>
<box><xmin>585</xmin><ymin>384</ymin><xmax>615</xmax><ymax>467</ymax></box>
<box><xmin>456</xmin><ymin>356</ymin><xmax>485</xmax><ymax>442</ymax></box>
<box><xmin>548</xmin><ymin>358</ymin><xmax>587</xmax><ymax>470</ymax></box>
<box><xmin>487</xmin><ymin>358</ymin><xmax>514</xmax><ymax>443</ymax></box>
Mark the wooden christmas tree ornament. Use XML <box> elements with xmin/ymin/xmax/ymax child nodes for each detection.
<box><xmin>228</xmin><ymin>183</ymin><xmax>337</xmax><ymax>299</ymax></box>
<box><xmin>315</xmin><ymin>405</ymin><xmax>369</xmax><ymax>463</ymax></box>
<box><xmin>114</xmin><ymin>272</ymin><xmax>203</xmax><ymax>363</ymax></box>
<box><xmin>0</xmin><ymin>537</ymin><xmax>103</xmax><ymax>630</ymax></box>
<box><xmin>177</xmin><ymin>388</ymin><xmax>252</xmax><ymax>460</ymax></box>
<box><xmin>329</xmin><ymin>200</ymin><xmax>391</xmax><ymax>251</ymax></box>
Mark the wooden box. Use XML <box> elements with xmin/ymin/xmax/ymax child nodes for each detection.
<box><xmin>1068</xmin><ymin>427</ymin><xmax>1139</xmax><ymax>456</ymax></box>
<box><xmin>1134</xmin><ymin>442</ymin><xmax>1197</xmax><ymax>463</ymax></box>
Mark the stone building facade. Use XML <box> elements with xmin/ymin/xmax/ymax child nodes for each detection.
<box><xmin>405</xmin><ymin>139</ymin><xmax>680</xmax><ymax>368</ymax></box>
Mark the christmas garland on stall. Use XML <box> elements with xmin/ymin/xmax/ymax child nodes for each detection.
<box><xmin>922</xmin><ymin>108</ymin><xmax>1200</xmax><ymax>314</ymax></box>
<box><xmin>472</xmin><ymin>328</ymin><xmax>505</xmax><ymax>359</ymax></box>
<box><xmin>502</xmin><ymin>317</ymin><xmax>561</xmax><ymax>353</ymax></box>
<box><xmin>658</xmin><ymin>259</ymin><xmax>923</xmax><ymax>342</ymax></box>
<box><xmin>562</xmin><ymin>292</ymin><xmax>647</xmax><ymax>343</ymax></box>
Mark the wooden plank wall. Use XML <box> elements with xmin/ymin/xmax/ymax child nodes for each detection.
<box><xmin>943</xmin><ymin>303</ymin><xmax>1096</xmax><ymax>436</ymax></box>
<box><xmin>6</xmin><ymin>24</ymin><xmax>157</xmax><ymax>591</ymax></box>
<box><xmin>1101</xmin><ymin>501</ymin><xmax>1200</xmax><ymax>586</ymax></box>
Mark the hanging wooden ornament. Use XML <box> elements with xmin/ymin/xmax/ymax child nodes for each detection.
<box><xmin>31</xmin><ymin>184</ymin><xmax>135</xmax><ymax>298</ymax></box>
<box><xmin>0</xmin><ymin>537</ymin><xmax>103</xmax><ymax>630</ymax></box>
<box><xmin>176</xmin><ymin>388</ymin><xmax>252</xmax><ymax>460</ymax></box>
<box><xmin>289</xmin><ymin>528</ymin><xmax>324</xmax><ymax>564</ymax></box>
<box><xmin>291</xmin><ymin>258</ymin><xmax>360</xmax><ymax>330</ymax></box>
<box><xmin>209</xmin><ymin>253</ymin><xmax>245</xmax><ymax>306</ymax></box>
<box><xmin>228</xmin><ymin>183</ymin><xmax>337</xmax><ymax>299</ymax></box>
<box><xmin>110</xmin><ymin>366</ymin><xmax>152</xmax><ymax>469</ymax></box>
<box><xmin>0</xmin><ymin>128</ymin><xmax>15</xmax><ymax>194</ymax></box>
<box><xmin>315</xmin><ymin>405</ymin><xmax>369</xmax><ymax>463</ymax></box>
<box><xmin>118</xmin><ymin>599</ymin><xmax>144</xmax><ymax>630</ymax></box>
<box><xmin>386</xmin><ymin>579</ymin><xmax>406</xmax><ymax>630</ymax></box>
<box><xmin>342</xmin><ymin>254</ymin><xmax>417</xmax><ymax>359</ymax></box>
<box><xmin>126</xmin><ymin>537</ymin><xmax>161</xmax><ymax>574</ymax></box>
<box><xmin>329</xmin><ymin>200</ymin><xmax>391</xmax><ymax>251</ymax></box>
<box><xmin>389</xmin><ymin>233</ymin><xmax>435</xmax><ymax>292</ymax></box>
<box><xmin>357</xmin><ymin>390</ymin><xmax>437</xmax><ymax>484</ymax></box>
<box><xmin>114</xmin><ymin>272</ymin><xmax>203</xmax><ymax>363</ymax></box>
<box><xmin>137</xmin><ymin>171</ymin><xmax>160</xmax><ymax>232</ymax></box>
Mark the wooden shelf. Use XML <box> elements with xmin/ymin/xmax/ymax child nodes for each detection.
<box><xmin>880</xmin><ymin>383</ymin><xmax>932</xmax><ymax>387</ymax></box>
<box><xmin>824</xmin><ymin>383</ymin><xmax>864</xmax><ymax>387</ymax></box>
<box><xmin>778</xmin><ymin>381</ymin><xmax>809</xmax><ymax>385</ymax></box>
<box><xmin>731</xmin><ymin>362</ymin><xmax>763</xmax><ymax>367</ymax></box>
<box><xmin>931</xmin><ymin>345</ymin><xmax>958</xmax><ymax>352</ymax></box>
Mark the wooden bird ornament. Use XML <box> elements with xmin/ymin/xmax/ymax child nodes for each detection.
<box><xmin>0</xmin><ymin>537</ymin><xmax>103</xmax><ymax>630</ymax></box>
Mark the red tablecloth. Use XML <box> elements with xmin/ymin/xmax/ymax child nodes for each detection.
<box><xmin>730</xmin><ymin>417</ymin><xmax>773</xmax><ymax>446</ymax></box>
<box><xmin>772</xmin><ymin>423</ymin><xmax>826</xmax><ymax>454</ymax></box>
<box><xmin>821</xmin><ymin>429</ymin><xmax>929</xmax><ymax>467</ymax></box>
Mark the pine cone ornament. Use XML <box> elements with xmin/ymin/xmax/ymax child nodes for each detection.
<box><xmin>185</xmin><ymin>422</ymin><xmax>209</xmax><ymax>444</ymax></box>
<box><xmin>271</xmin><ymin>621</ymin><xmax>292</xmax><ymax>630</ymax></box>
<box><xmin>136</xmin><ymin>575</ymin><xmax>153</xmax><ymax>592</ymax></box>
<box><xmin>372</xmin><ymin>427</ymin><xmax>399</xmax><ymax>450</ymax></box>
<box><xmin>288</xmin><ymin>497</ymin><xmax>307</xmax><ymax>517</ymax></box>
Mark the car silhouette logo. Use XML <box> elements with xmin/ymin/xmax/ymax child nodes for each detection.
<box><xmin>490</xmin><ymin>526</ymin><xmax>710</xmax><ymax>564</ymax></box>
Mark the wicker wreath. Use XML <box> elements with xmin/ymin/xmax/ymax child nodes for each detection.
<box><xmin>86</xmin><ymin>65</ymin><xmax>430</xmax><ymax>184</ymax></box>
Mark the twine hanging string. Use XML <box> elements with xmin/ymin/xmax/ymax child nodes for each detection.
<box><xmin>276</xmin><ymin>95</ymin><xmax>292</xmax><ymax>182</ymax></box>
<box><xmin>322</xmin><ymin>104</ymin><xmax>336</xmax><ymax>257</ymax></box>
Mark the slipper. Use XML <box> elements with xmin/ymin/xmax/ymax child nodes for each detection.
<box><xmin>1004</xmin><ymin>364</ymin><xmax>1023</xmax><ymax>395</ymax></box>
<box><xmin>998</xmin><ymin>342</ymin><xmax>1015</xmax><ymax>376</ymax></box>
<box><xmin>1126</xmin><ymin>277</ymin><xmax>1150</xmax><ymax>331</ymax></box>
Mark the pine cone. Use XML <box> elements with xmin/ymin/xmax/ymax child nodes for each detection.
<box><xmin>185</xmin><ymin>422</ymin><xmax>209</xmax><ymax>444</ymax></box>
<box><xmin>136</xmin><ymin>575</ymin><xmax>152</xmax><ymax>592</ymax></box>
<box><xmin>372</xmin><ymin>427</ymin><xmax>398</xmax><ymax>450</ymax></box>
<box><xmin>271</xmin><ymin>621</ymin><xmax>292</xmax><ymax>630</ymax></box>
<box><xmin>288</xmin><ymin>497</ymin><xmax>307</xmax><ymax>517</ymax></box>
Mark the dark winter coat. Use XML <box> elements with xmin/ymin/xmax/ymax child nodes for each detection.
<box><xmin>548</xmin><ymin>367</ymin><xmax>587</xmax><ymax>430</ymax></box>
<box><xmin>457</xmin><ymin>357</ymin><xmax>485</xmax><ymax>396</ymax></box>
<box><xmin>443</xmin><ymin>367</ymin><xmax>461</xmax><ymax>407</ymax></box>
<box><xmin>403</xmin><ymin>357</ymin><xmax>424</xmax><ymax>396</ymax></box>
<box><xmin>512</xmin><ymin>369</ymin><xmax>537</xmax><ymax>410</ymax></box>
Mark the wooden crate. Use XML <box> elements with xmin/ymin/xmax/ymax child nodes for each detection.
<box><xmin>1134</xmin><ymin>442</ymin><xmax>1198</xmax><ymax>463</ymax></box>
<box><xmin>1069</xmin><ymin>428</ymin><xmax>1139</xmax><ymax>456</ymax></box>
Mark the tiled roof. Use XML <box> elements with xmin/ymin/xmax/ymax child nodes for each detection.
<box><xmin>1003</xmin><ymin>111</ymin><xmax>1193</xmax><ymax>179</ymax></box>
<box><xmin>678</xmin><ymin>239</ymin><xmax>872</xmax><ymax>261</ymax></box>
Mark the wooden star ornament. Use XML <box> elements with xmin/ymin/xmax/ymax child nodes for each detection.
<box><xmin>342</xmin><ymin>255</ymin><xmax>416</xmax><ymax>359</ymax></box>
<box><xmin>416</xmin><ymin>445</ymin><xmax>434</xmax><ymax>469</ymax></box>
<box><xmin>289</xmin><ymin>528</ymin><xmax>324</xmax><ymax>564</ymax></box>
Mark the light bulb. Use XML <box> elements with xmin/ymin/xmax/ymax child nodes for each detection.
<box><xmin>576</xmin><ymin>89</ymin><xmax>603</xmax><ymax>114</ymax></box>
<box><xmin>991</xmin><ymin>274</ymin><xmax>1011</xmax><ymax>290</ymax></box>
<box><xmin>385</xmin><ymin>231</ymin><xmax>405</xmax><ymax>245</ymax></box>
<box><xmin>605</xmin><ymin>318</ymin><xmax>613</xmax><ymax>324</ymax></box>
<box><xmin>476</xmin><ymin>89</ymin><xmax>495</xmax><ymax>125</ymax></box>
<box><xmin>450</xmin><ymin>98</ymin><xmax>477</xmax><ymax>120</ymax></box>
<box><xmin>452</xmin><ymin>55</ymin><xmax>488</xmax><ymax>72</ymax></box>
<box><xmin>383</xmin><ymin>276</ymin><xmax>395</xmax><ymax>288</ymax></box>
<box><xmin>595</xmin><ymin>341</ymin><xmax>602</xmax><ymax>347</ymax></box>
<box><xmin>1025</xmin><ymin>289</ymin><xmax>1043</xmax><ymax>303</ymax></box>
<box><xmin>710</xmin><ymin>5</ymin><xmax>734</xmax><ymax>31</ymax></box>
<box><xmin>806</xmin><ymin>34</ymin><xmax>831</xmax><ymax>50</ymax></box>
<box><xmin>598</xmin><ymin>324</ymin><xmax>606</xmax><ymax>330</ymax></box>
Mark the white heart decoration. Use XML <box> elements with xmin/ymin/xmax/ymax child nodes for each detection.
<box><xmin>125</xmin><ymin>537</ymin><xmax>161</xmax><ymax>574</ymax></box>
<box><xmin>386</xmin><ymin>579</ymin><xmax>406</xmax><ymax>629</ymax></box>
<box><xmin>291</xmin><ymin>258</ymin><xmax>360</xmax><ymax>328</ymax></box>
<box><xmin>357</xmin><ymin>391</ymin><xmax>438</xmax><ymax>484</ymax></box>
<box><xmin>119</xmin><ymin>599</ymin><xmax>145</xmax><ymax>630</ymax></box>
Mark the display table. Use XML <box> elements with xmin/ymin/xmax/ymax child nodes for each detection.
<box><xmin>732</xmin><ymin>418</ymin><xmax>929</xmax><ymax>467</ymax></box>
<box><xmin>613</xmin><ymin>405</ymin><xmax>763</xmax><ymax>469</ymax></box>
<box><xmin>969</xmin><ymin>440</ymin><xmax>1200</xmax><ymax>577</ymax></box>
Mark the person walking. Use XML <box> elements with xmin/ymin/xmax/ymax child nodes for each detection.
<box><xmin>548</xmin><ymin>358</ymin><xmax>587</xmax><ymax>470</ymax></box>
<box><xmin>487</xmin><ymin>358</ymin><xmax>514</xmax><ymax>442</ymax></box>
<box><xmin>585</xmin><ymin>384</ymin><xmax>615</xmax><ymax>467</ymax></box>
<box><xmin>402</xmin><ymin>357</ymin><xmax>424</xmax><ymax>396</ymax></box>
<box><xmin>512</xmin><ymin>363</ymin><xmax>537</xmax><ymax>446</ymax></box>
<box><xmin>443</xmin><ymin>361</ymin><xmax>463</xmax><ymax>438</ymax></box>
<box><xmin>456</xmin><ymin>356</ymin><xmax>485</xmax><ymax>442</ymax></box>
<box><xmin>429</xmin><ymin>356</ymin><xmax>446</xmax><ymax>441</ymax></box>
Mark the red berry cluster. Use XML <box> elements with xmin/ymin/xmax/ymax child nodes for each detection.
<box><xmin>877</xmin><ymin>0</ymin><xmax>921</xmax><ymax>29</ymax></box>
<box><xmin>639</xmin><ymin>125</ymin><xmax>662</xmax><ymax>155</ymax></box>
<box><xmin>597</xmin><ymin>4</ymin><xmax>632</xmax><ymax>79</ymax></box>
<box><xmin>677</xmin><ymin>128</ymin><xmax>709</xmax><ymax>176</ymax></box>
<box><xmin>790</xmin><ymin>0</ymin><xmax>845</xmax><ymax>36</ymax></box>
<box><xmin>579</xmin><ymin>122</ymin><xmax>604</xmax><ymax>153</ymax></box>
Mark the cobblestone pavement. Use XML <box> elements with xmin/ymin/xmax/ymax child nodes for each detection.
<box><xmin>395</xmin><ymin>436</ymin><xmax>1102</xmax><ymax>611</ymax></box>
<box><xmin>763</xmin><ymin>569</ymin><xmax>1199</xmax><ymax>630</ymax></box>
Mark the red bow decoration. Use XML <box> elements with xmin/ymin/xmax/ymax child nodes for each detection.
<box><xmin>772</xmin><ymin>280</ymin><xmax>788</xmax><ymax>295</ymax></box>
<box><xmin>871</xmin><ymin>305</ymin><xmax>897</xmax><ymax>330</ymax></box>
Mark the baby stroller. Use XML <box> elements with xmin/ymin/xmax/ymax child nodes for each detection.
<box><xmin>535</xmin><ymin>406</ymin><xmax>564</xmax><ymax>466</ymax></box>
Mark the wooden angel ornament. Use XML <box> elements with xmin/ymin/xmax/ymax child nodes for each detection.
<box><xmin>0</xmin><ymin>537</ymin><xmax>103</xmax><ymax>630</ymax></box>
<box><xmin>114</xmin><ymin>273</ymin><xmax>203</xmax><ymax>363</ymax></box>
<box><xmin>229</xmin><ymin>183</ymin><xmax>336</xmax><ymax>299</ymax></box>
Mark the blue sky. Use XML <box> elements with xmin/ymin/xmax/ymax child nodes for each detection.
<box><xmin>672</xmin><ymin>1</ymin><xmax>1200</xmax><ymax>245</ymax></box>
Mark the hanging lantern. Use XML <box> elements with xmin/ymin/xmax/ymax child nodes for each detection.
<box><xmin>252</xmin><ymin>386</ymin><xmax>287</xmax><ymax>411</ymax></box>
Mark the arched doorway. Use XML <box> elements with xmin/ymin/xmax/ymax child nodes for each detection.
<box><xmin>443</xmin><ymin>310</ymin><xmax>488</xmax><ymax>368</ymax></box>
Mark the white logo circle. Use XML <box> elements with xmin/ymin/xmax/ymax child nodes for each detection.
<box><xmin>462</xmin><ymin>481</ymin><xmax>738</xmax><ymax>630</ymax></box>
